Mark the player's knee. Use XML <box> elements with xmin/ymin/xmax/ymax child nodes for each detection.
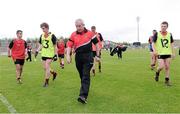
<box><xmin>16</xmin><ymin>66</ymin><xmax>20</xmax><ymax>71</ymax></box>
<box><xmin>160</xmin><ymin>63</ymin><xmax>165</xmax><ymax>68</ymax></box>
<box><xmin>20</xmin><ymin>67</ymin><xmax>23</xmax><ymax>71</ymax></box>
<box><xmin>43</xmin><ymin>65</ymin><xmax>46</xmax><ymax>70</ymax></box>
<box><xmin>158</xmin><ymin>66</ymin><xmax>164</xmax><ymax>71</ymax></box>
<box><xmin>46</xmin><ymin>66</ymin><xmax>50</xmax><ymax>71</ymax></box>
<box><xmin>43</xmin><ymin>65</ymin><xmax>48</xmax><ymax>71</ymax></box>
<box><xmin>165</xmin><ymin>65</ymin><xmax>169</xmax><ymax>70</ymax></box>
<box><xmin>44</xmin><ymin>67</ymin><xmax>48</xmax><ymax>71</ymax></box>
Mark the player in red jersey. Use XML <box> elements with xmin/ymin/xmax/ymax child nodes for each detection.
<box><xmin>91</xmin><ymin>26</ymin><xmax>104</xmax><ymax>76</ymax></box>
<box><xmin>57</xmin><ymin>38</ymin><xmax>65</xmax><ymax>69</ymax></box>
<box><xmin>8</xmin><ymin>30</ymin><xmax>27</xmax><ymax>84</ymax></box>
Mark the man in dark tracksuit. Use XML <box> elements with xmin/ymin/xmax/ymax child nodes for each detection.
<box><xmin>66</xmin><ymin>19</ymin><xmax>100</xmax><ymax>104</ymax></box>
<box><xmin>117</xmin><ymin>46</ymin><xmax>122</xmax><ymax>59</ymax></box>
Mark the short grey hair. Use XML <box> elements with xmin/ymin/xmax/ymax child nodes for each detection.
<box><xmin>75</xmin><ymin>18</ymin><xmax>85</xmax><ymax>25</ymax></box>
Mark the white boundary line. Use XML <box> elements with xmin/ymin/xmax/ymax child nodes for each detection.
<box><xmin>0</xmin><ymin>93</ymin><xmax>17</xmax><ymax>114</ymax></box>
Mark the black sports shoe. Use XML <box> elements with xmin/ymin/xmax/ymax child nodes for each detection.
<box><xmin>165</xmin><ymin>78</ymin><xmax>171</xmax><ymax>86</ymax></box>
<box><xmin>155</xmin><ymin>72</ymin><xmax>159</xmax><ymax>82</ymax></box>
<box><xmin>77</xmin><ymin>96</ymin><xmax>87</xmax><ymax>104</ymax></box>
<box><xmin>52</xmin><ymin>72</ymin><xmax>57</xmax><ymax>81</ymax></box>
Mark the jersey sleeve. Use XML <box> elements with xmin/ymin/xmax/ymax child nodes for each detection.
<box><xmin>9</xmin><ymin>40</ymin><xmax>14</xmax><ymax>49</ymax></box>
<box><xmin>91</xmin><ymin>35</ymin><xmax>98</xmax><ymax>45</ymax></box>
<box><xmin>39</xmin><ymin>35</ymin><xmax>42</xmax><ymax>44</ymax></box>
<box><xmin>152</xmin><ymin>33</ymin><xmax>158</xmax><ymax>43</ymax></box>
<box><xmin>66</xmin><ymin>33</ymin><xmax>74</xmax><ymax>48</ymax></box>
<box><xmin>25</xmin><ymin>41</ymin><xmax>27</xmax><ymax>48</ymax></box>
<box><xmin>51</xmin><ymin>34</ymin><xmax>57</xmax><ymax>45</ymax></box>
<box><xmin>99</xmin><ymin>33</ymin><xmax>104</xmax><ymax>41</ymax></box>
<box><xmin>170</xmin><ymin>33</ymin><xmax>174</xmax><ymax>43</ymax></box>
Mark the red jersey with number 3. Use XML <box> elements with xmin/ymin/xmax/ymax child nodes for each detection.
<box><xmin>9</xmin><ymin>38</ymin><xmax>27</xmax><ymax>60</ymax></box>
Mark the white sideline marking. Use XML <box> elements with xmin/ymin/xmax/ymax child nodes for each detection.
<box><xmin>0</xmin><ymin>93</ymin><xmax>17</xmax><ymax>114</ymax></box>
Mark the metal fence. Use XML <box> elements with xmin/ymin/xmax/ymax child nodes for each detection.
<box><xmin>0</xmin><ymin>39</ymin><xmax>9</xmax><ymax>55</ymax></box>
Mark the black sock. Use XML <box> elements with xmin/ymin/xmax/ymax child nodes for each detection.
<box><xmin>45</xmin><ymin>79</ymin><xmax>49</xmax><ymax>84</ymax></box>
<box><xmin>151</xmin><ymin>64</ymin><xmax>155</xmax><ymax>67</ymax></box>
<box><xmin>156</xmin><ymin>71</ymin><xmax>160</xmax><ymax>76</ymax></box>
<box><xmin>156</xmin><ymin>69</ymin><xmax>161</xmax><ymax>75</ymax></box>
<box><xmin>165</xmin><ymin>77</ymin><xmax>169</xmax><ymax>81</ymax></box>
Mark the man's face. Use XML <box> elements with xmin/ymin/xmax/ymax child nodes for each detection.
<box><xmin>41</xmin><ymin>27</ymin><xmax>49</xmax><ymax>34</ymax></box>
<box><xmin>75</xmin><ymin>22</ymin><xmax>84</xmax><ymax>33</ymax></box>
<box><xmin>91</xmin><ymin>28</ymin><xmax>96</xmax><ymax>33</ymax></box>
<box><xmin>17</xmin><ymin>32</ymin><xmax>23</xmax><ymax>38</ymax></box>
<box><xmin>161</xmin><ymin>24</ymin><xmax>168</xmax><ymax>32</ymax></box>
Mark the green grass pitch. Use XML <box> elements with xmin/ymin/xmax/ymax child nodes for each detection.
<box><xmin>0</xmin><ymin>49</ymin><xmax>180</xmax><ymax>113</ymax></box>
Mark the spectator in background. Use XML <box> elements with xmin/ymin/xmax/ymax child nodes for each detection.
<box><xmin>26</xmin><ymin>43</ymin><xmax>32</xmax><ymax>62</ymax></box>
<box><xmin>117</xmin><ymin>43</ymin><xmax>123</xmax><ymax>59</ymax></box>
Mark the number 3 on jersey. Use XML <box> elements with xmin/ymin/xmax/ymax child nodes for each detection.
<box><xmin>161</xmin><ymin>39</ymin><xmax>169</xmax><ymax>48</ymax></box>
<box><xmin>43</xmin><ymin>40</ymin><xmax>49</xmax><ymax>48</ymax></box>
